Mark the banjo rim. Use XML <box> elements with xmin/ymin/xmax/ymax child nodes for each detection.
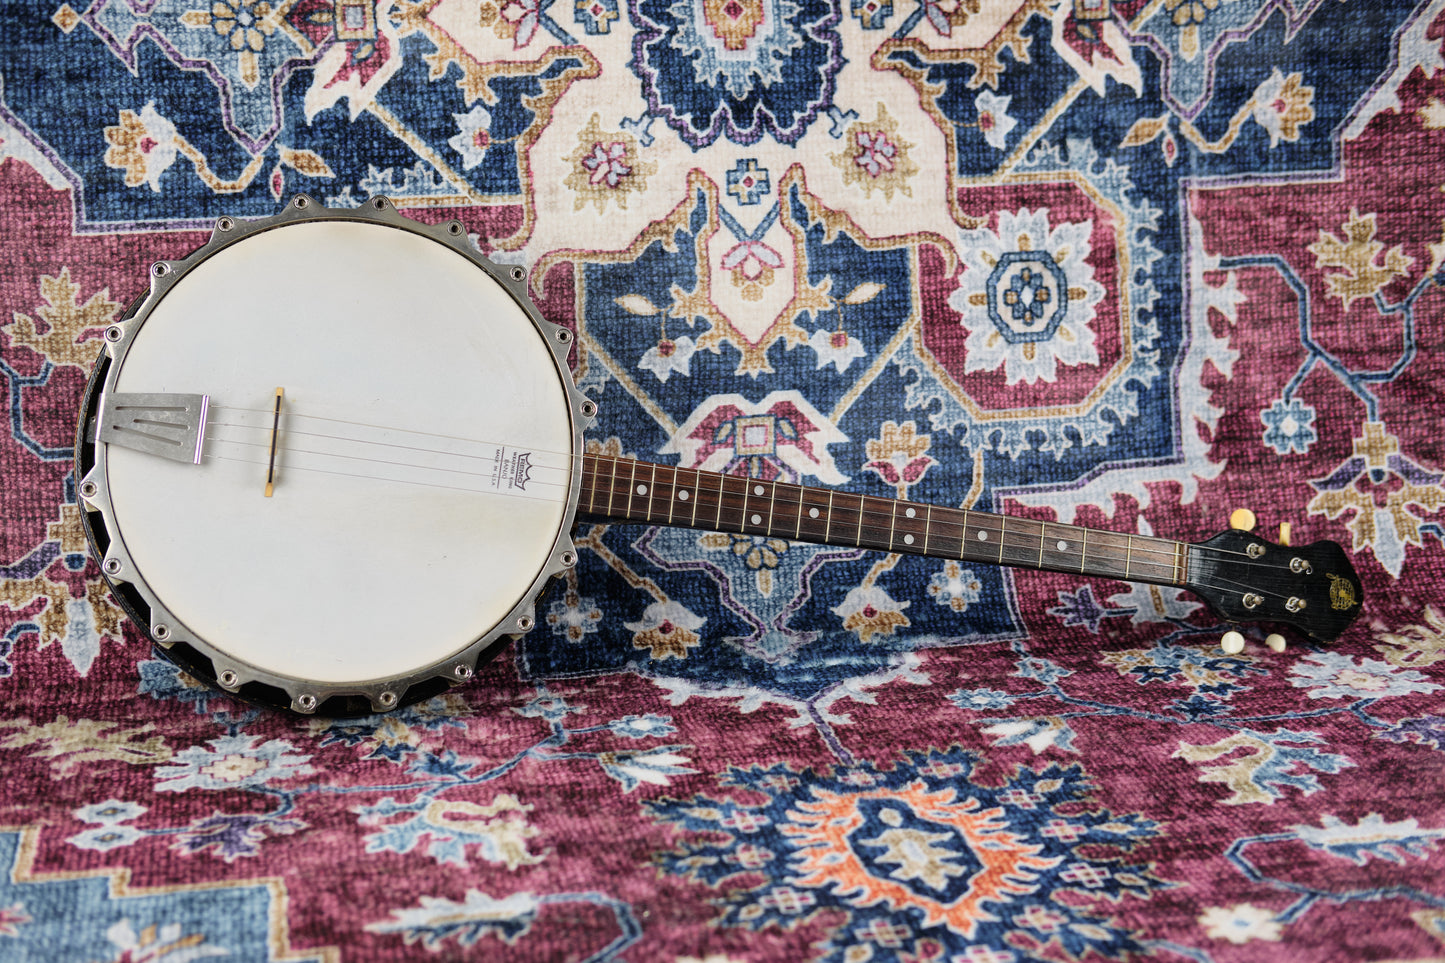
<box><xmin>76</xmin><ymin>196</ymin><xmax>592</xmax><ymax>716</ymax></box>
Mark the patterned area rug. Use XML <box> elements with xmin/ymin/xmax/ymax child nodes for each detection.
<box><xmin>3</xmin><ymin>0</ymin><xmax>1445</xmax><ymax>960</ymax></box>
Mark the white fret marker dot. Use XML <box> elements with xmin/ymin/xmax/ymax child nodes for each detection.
<box><xmin>754</xmin><ymin>484</ymin><xmax>765</xmax><ymax>495</ymax></box>
<box><xmin>678</xmin><ymin>490</ymin><xmax>689</xmax><ymax>501</ymax></box>
<box><xmin>636</xmin><ymin>484</ymin><xmax>647</xmax><ymax>495</ymax></box>
<box><xmin>1057</xmin><ymin>540</ymin><xmax>1067</xmax><ymax>551</ymax></box>
<box><xmin>905</xmin><ymin>507</ymin><xmax>916</xmax><ymax>518</ymax></box>
<box><xmin>977</xmin><ymin>530</ymin><xmax>988</xmax><ymax>541</ymax></box>
<box><xmin>751</xmin><ymin>514</ymin><xmax>762</xmax><ymax>525</ymax></box>
<box><xmin>903</xmin><ymin>534</ymin><xmax>914</xmax><ymax>545</ymax></box>
<box><xmin>809</xmin><ymin>507</ymin><xmax>820</xmax><ymax>518</ymax></box>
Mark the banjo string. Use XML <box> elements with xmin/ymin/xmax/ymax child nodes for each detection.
<box><xmin>200</xmin><ymin>431</ymin><xmax>1275</xmax><ymax>581</ymax></box>
<box><xmin>211</xmin><ymin>405</ymin><xmax>585</xmax><ymax>465</ymax></box>
<box><xmin>205</xmin><ymin>408</ymin><xmax>1268</xmax><ymax>565</ymax></box>
<box><xmin>209</xmin><ymin>409</ymin><xmax>1296</xmax><ymax>573</ymax></box>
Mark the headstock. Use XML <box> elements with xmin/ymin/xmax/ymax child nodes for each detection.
<box><xmin>1185</xmin><ymin>530</ymin><xmax>1364</xmax><ymax>643</ymax></box>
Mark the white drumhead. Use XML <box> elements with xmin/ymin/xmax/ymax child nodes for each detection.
<box><xmin>104</xmin><ymin>219</ymin><xmax>574</xmax><ymax>686</ymax></box>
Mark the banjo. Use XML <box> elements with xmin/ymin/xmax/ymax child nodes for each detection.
<box><xmin>76</xmin><ymin>197</ymin><xmax>1365</xmax><ymax>715</ymax></box>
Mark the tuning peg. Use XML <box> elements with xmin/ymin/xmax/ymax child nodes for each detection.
<box><xmin>1220</xmin><ymin>630</ymin><xmax>1246</xmax><ymax>654</ymax></box>
<box><xmin>1265</xmin><ymin>633</ymin><xmax>1287</xmax><ymax>653</ymax></box>
<box><xmin>1278</xmin><ymin>522</ymin><xmax>1291</xmax><ymax>547</ymax></box>
<box><xmin>1229</xmin><ymin>509</ymin><xmax>1257</xmax><ymax>532</ymax></box>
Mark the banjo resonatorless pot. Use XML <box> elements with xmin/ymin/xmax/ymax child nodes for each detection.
<box><xmin>76</xmin><ymin>198</ymin><xmax>1365</xmax><ymax>715</ymax></box>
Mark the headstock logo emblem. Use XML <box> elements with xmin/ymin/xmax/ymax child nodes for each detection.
<box><xmin>1327</xmin><ymin>572</ymin><xmax>1357</xmax><ymax>611</ymax></box>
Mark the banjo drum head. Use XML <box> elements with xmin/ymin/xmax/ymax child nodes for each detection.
<box><xmin>77</xmin><ymin>197</ymin><xmax>588</xmax><ymax>714</ymax></box>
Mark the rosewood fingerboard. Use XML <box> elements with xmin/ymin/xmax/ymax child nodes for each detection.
<box><xmin>578</xmin><ymin>454</ymin><xmax>1189</xmax><ymax>587</ymax></box>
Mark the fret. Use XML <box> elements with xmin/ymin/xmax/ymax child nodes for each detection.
<box><xmin>713</xmin><ymin>469</ymin><xmax>724</xmax><ymax>530</ymax></box>
<box><xmin>668</xmin><ymin>464</ymin><xmax>679</xmax><ymax>525</ymax></box>
<box><xmin>1084</xmin><ymin>531</ymin><xmax>1132</xmax><ymax>580</ymax></box>
<box><xmin>931</xmin><ymin>505</ymin><xmax>965</xmax><ymax>558</ymax></box>
<box><xmin>1125</xmin><ymin>534</ymin><xmax>1133</xmax><ymax>580</ymax></box>
<box><xmin>742</xmin><ymin>478</ymin><xmax>761</xmax><ymax>533</ymax></box>
<box><xmin>886</xmin><ymin>497</ymin><xmax>897</xmax><ymax>549</ymax></box>
<box><xmin>771</xmin><ymin>480</ymin><xmax>801</xmax><ymax>541</ymax></box>
<box><xmin>797</xmin><ymin>487</ymin><xmax>831</xmax><ymax>542</ymax></box>
<box><xmin>1079</xmin><ymin>527</ymin><xmax>1087</xmax><ymax>574</ymax></box>
<box><xmin>1039</xmin><ymin>522</ymin><xmax>1082</xmax><ymax>572</ymax></box>
<box><xmin>624</xmin><ymin>459</ymin><xmax>640</xmax><ymax>517</ymax></box>
<box><xmin>824</xmin><ymin>491</ymin><xmax>835</xmax><ymax>542</ymax></box>
<box><xmin>586</xmin><ymin>456</ymin><xmax>598</xmax><ymax>514</ymax></box>
<box><xmin>646</xmin><ymin>462</ymin><xmax>660</xmax><ymax>522</ymax></box>
<box><xmin>686</xmin><ymin>465</ymin><xmax>699</xmax><ymax>527</ymax></box>
<box><xmin>923</xmin><ymin>505</ymin><xmax>933</xmax><ymax>555</ymax></box>
<box><xmin>797</xmin><ymin>480</ymin><xmax>809</xmax><ymax>540</ymax></box>
<box><xmin>995</xmin><ymin>516</ymin><xmax>1005</xmax><ymax>565</ymax></box>
<box><xmin>737</xmin><ymin>480</ymin><xmax>756</xmax><ymax>534</ymax></box>
<box><xmin>767</xmin><ymin>480</ymin><xmax>778</xmax><ymax>536</ymax></box>
<box><xmin>749</xmin><ymin>480</ymin><xmax>769</xmax><ymax>534</ymax></box>
<box><xmin>852</xmin><ymin>494</ymin><xmax>874</xmax><ymax>548</ymax></box>
<box><xmin>998</xmin><ymin>516</ymin><xmax>1045</xmax><ymax>568</ymax></box>
<box><xmin>890</xmin><ymin>502</ymin><xmax>929</xmax><ymax>554</ymax></box>
<box><xmin>605</xmin><ymin>456</ymin><xmax>620</xmax><ymax>516</ymax></box>
<box><xmin>655</xmin><ymin>462</ymin><xmax>673</xmax><ymax>523</ymax></box>
<box><xmin>853</xmin><ymin>494</ymin><xmax>878</xmax><ymax>549</ymax></box>
<box><xmin>955</xmin><ymin>511</ymin><xmax>1007</xmax><ymax>564</ymax></box>
<box><xmin>722</xmin><ymin>474</ymin><xmax>752</xmax><ymax>533</ymax></box>
<box><xmin>1123</xmin><ymin>536</ymin><xmax>1180</xmax><ymax>583</ymax></box>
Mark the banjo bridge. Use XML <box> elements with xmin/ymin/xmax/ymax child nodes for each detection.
<box><xmin>98</xmin><ymin>391</ymin><xmax>210</xmax><ymax>465</ymax></box>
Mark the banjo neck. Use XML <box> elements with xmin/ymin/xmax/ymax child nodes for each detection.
<box><xmin>578</xmin><ymin>453</ymin><xmax>1189</xmax><ymax>588</ymax></box>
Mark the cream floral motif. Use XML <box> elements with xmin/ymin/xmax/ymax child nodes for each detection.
<box><xmin>1251</xmin><ymin>69</ymin><xmax>1315</xmax><ymax>147</ymax></box>
<box><xmin>154</xmin><ymin>735</ymin><xmax>314</xmax><ymax>792</ymax></box>
<box><xmin>180</xmin><ymin>0</ymin><xmax>280</xmax><ymax>87</ymax></box>
<box><xmin>1158</xmin><ymin>0</ymin><xmax>1236</xmax><ymax>61</ymax></box>
<box><xmin>862</xmin><ymin>420</ymin><xmax>934</xmax><ymax>495</ymax></box>
<box><xmin>423</xmin><ymin>798</ymin><xmax>545</xmax><ymax>870</ymax></box>
<box><xmin>626</xmin><ymin>601</ymin><xmax>705</xmax><ymax>659</ymax></box>
<box><xmin>1306</xmin><ymin>422</ymin><xmax>1443</xmax><ymax>577</ymax></box>
<box><xmin>0</xmin><ymin>717</ymin><xmax>172</xmax><ymax>776</ymax></box>
<box><xmin>833</xmin><ymin>585</ymin><xmax>910</xmax><ymax>642</ymax></box>
<box><xmin>1309</xmin><ymin>209</ymin><xmax>1411</xmax><ymax>311</ymax></box>
<box><xmin>928</xmin><ymin>561</ymin><xmax>980</xmax><ymax>613</ymax></box>
<box><xmin>1198</xmin><ymin>903</ymin><xmax>1283</xmax><ymax>944</ymax></box>
<box><xmin>1374</xmin><ymin>606</ymin><xmax>1445</xmax><ymax>669</ymax></box>
<box><xmin>833</xmin><ymin>105</ymin><xmax>918</xmax><ymax>200</ymax></box>
<box><xmin>974</xmin><ymin>90</ymin><xmax>1017</xmax><ymax>151</ymax></box>
<box><xmin>640</xmin><ymin>335</ymin><xmax>699</xmax><ymax>382</ymax></box>
<box><xmin>449</xmin><ymin>103</ymin><xmax>493</xmax><ymax>170</ymax></box>
<box><xmin>805</xmin><ymin>328</ymin><xmax>865</xmax><ymax>371</ymax></box>
<box><xmin>565</xmin><ymin>114</ymin><xmax>656</xmax><ymax>213</ymax></box>
<box><xmin>722</xmin><ymin>237</ymin><xmax>784</xmax><ymax>301</ymax></box>
<box><xmin>478</xmin><ymin>0</ymin><xmax>542</xmax><ymax>47</ymax></box>
<box><xmin>105</xmin><ymin>920</ymin><xmax>227</xmax><ymax>962</ymax></box>
<box><xmin>210</xmin><ymin>0</ymin><xmax>276</xmax><ymax>52</ymax></box>
<box><xmin>103</xmin><ymin>103</ymin><xmax>178</xmax><ymax>192</ymax></box>
<box><xmin>5</xmin><ymin>271</ymin><xmax>120</xmax><ymax>370</ymax></box>
<box><xmin>949</xmin><ymin>208</ymin><xmax>1105</xmax><ymax>385</ymax></box>
<box><xmin>700</xmin><ymin>532</ymin><xmax>791</xmax><ymax>596</ymax></box>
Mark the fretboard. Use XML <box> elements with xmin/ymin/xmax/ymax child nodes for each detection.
<box><xmin>578</xmin><ymin>454</ymin><xmax>1188</xmax><ymax>586</ymax></box>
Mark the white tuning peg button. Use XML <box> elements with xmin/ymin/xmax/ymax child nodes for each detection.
<box><xmin>1220</xmin><ymin>631</ymin><xmax>1246</xmax><ymax>655</ymax></box>
<box><xmin>1265</xmin><ymin>633</ymin><xmax>1287</xmax><ymax>653</ymax></box>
